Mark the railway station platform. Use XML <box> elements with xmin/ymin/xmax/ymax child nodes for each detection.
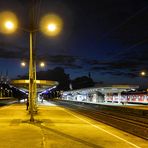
<box><xmin>0</xmin><ymin>101</ymin><xmax>148</xmax><ymax>148</ymax></box>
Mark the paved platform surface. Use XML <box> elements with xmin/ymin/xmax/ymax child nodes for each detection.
<box><xmin>0</xmin><ymin>101</ymin><xmax>148</xmax><ymax>148</ymax></box>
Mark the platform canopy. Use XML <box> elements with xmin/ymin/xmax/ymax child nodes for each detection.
<box><xmin>63</xmin><ymin>85</ymin><xmax>139</xmax><ymax>95</ymax></box>
<box><xmin>10</xmin><ymin>79</ymin><xmax>59</xmax><ymax>93</ymax></box>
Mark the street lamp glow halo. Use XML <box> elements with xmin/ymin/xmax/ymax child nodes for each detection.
<box><xmin>40</xmin><ymin>14</ymin><xmax>63</xmax><ymax>36</ymax></box>
<box><xmin>0</xmin><ymin>11</ymin><xmax>18</xmax><ymax>34</ymax></box>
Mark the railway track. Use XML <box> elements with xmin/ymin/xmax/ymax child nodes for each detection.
<box><xmin>55</xmin><ymin>100</ymin><xmax>148</xmax><ymax>140</ymax></box>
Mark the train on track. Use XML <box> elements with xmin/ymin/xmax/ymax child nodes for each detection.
<box><xmin>105</xmin><ymin>91</ymin><xmax>148</xmax><ymax>104</ymax></box>
<box><xmin>62</xmin><ymin>90</ymin><xmax>148</xmax><ymax>104</ymax></box>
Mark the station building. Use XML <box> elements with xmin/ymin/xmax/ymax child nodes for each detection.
<box><xmin>61</xmin><ymin>85</ymin><xmax>142</xmax><ymax>104</ymax></box>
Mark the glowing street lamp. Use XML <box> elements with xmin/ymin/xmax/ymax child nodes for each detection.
<box><xmin>40</xmin><ymin>14</ymin><xmax>63</xmax><ymax>36</ymax></box>
<box><xmin>21</xmin><ymin>61</ymin><xmax>26</xmax><ymax>67</ymax></box>
<box><xmin>0</xmin><ymin>11</ymin><xmax>18</xmax><ymax>34</ymax></box>
<box><xmin>40</xmin><ymin>62</ymin><xmax>45</xmax><ymax>68</ymax></box>
<box><xmin>21</xmin><ymin>61</ymin><xmax>46</xmax><ymax>68</ymax></box>
<box><xmin>4</xmin><ymin>21</ymin><xmax>14</xmax><ymax>30</ymax></box>
<box><xmin>47</xmin><ymin>24</ymin><xmax>57</xmax><ymax>32</ymax></box>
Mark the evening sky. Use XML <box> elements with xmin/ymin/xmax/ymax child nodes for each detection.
<box><xmin>0</xmin><ymin>0</ymin><xmax>148</xmax><ymax>87</ymax></box>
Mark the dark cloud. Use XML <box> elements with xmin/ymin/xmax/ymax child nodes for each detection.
<box><xmin>101</xmin><ymin>71</ymin><xmax>138</xmax><ymax>78</ymax></box>
<box><xmin>38</xmin><ymin>54</ymin><xmax>82</xmax><ymax>69</ymax></box>
<box><xmin>63</xmin><ymin>64</ymin><xmax>83</xmax><ymax>69</ymax></box>
<box><xmin>0</xmin><ymin>48</ymin><xmax>27</xmax><ymax>59</ymax></box>
<box><xmin>84</xmin><ymin>57</ymin><xmax>140</xmax><ymax>71</ymax></box>
<box><xmin>119</xmin><ymin>48</ymin><xmax>148</xmax><ymax>63</ymax></box>
<box><xmin>84</xmin><ymin>59</ymin><xmax>104</xmax><ymax>65</ymax></box>
<box><xmin>0</xmin><ymin>38</ymin><xmax>29</xmax><ymax>60</ymax></box>
<box><xmin>89</xmin><ymin>59</ymin><xmax>141</xmax><ymax>77</ymax></box>
<box><xmin>49</xmin><ymin>55</ymin><xmax>76</xmax><ymax>64</ymax></box>
<box><xmin>91</xmin><ymin>66</ymin><xmax>109</xmax><ymax>71</ymax></box>
<box><xmin>86</xmin><ymin>51</ymin><xmax>144</xmax><ymax>78</ymax></box>
<box><xmin>38</xmin><ymin>54</ymin><xmax>74</xmax><ymax>63</ymax></box>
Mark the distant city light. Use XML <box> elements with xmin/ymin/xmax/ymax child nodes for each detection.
<box><xmin>141</xmin><ymin>71</ymin><xmax>146</xmax><ymax>76</ymax></box>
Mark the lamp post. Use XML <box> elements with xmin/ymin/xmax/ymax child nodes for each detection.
<box><xmin>29</xmin><ymin>31</ymin><xmax>34</xmax><ymax>121</ymax></box>
<box><xmin>18</xmin><ymin>30</ymin><xmax>36</xmax><ymax>122</ymax></box>
<box><xmin>0</xmin><ymin>11</ymin><xmax>63</xmax><ymax>122</ymax></box>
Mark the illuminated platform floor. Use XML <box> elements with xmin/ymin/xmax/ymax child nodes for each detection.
<box><xmin>0</xmin><ymin>102</ymin><xmax>148</xmax><ymax>148</ymax></box>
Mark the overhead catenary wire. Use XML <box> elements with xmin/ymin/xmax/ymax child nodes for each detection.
<box><xmin>100</xmin><ymin>5</ymin><xmax>148</xmax><ymax>40</ymax></box>
<box><xmin>102</xmin><ymin>5</ymin><xmax>148</xmax><ymax>60</ymax></box>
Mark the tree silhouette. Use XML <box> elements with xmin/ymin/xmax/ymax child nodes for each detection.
<box><xmin>72</xmin><ymin>76</ymin><xmax>95</xmax><ymax>89</ymax></box>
